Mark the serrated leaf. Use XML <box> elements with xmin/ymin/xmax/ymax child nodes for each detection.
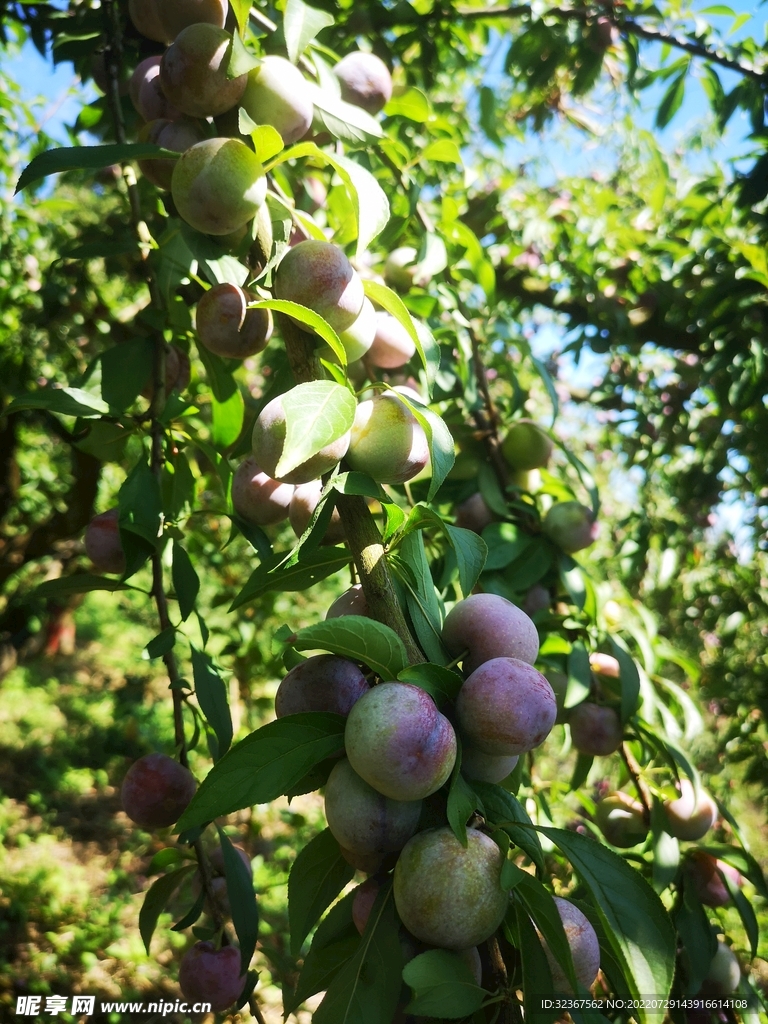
<box><xmin>514</xmin><ymin>872</ymin><xmax>578</xmax><ymax>991</ymax></box>
<box><xmin>403</xmin><ymin>950</ymin><xmax>486</xmax><ymax>1018</ymax></box>
<box><xmin>287</xmin><ymin>617</ymin><xmax>408</xmax><ymax>679</ymax></box>
<box><xmin>655</xmin><ymin>66</ymin><xmax>688</xmax><ymax>128</ymax></box>
<box><xmin>447</xmin><ymin>744</ymin><xmax>479</xmax><ymax>847</ymax></box>
<box><xmin>513</xmin><ymin>903</ymin><xmax>557</xmax><ymax>1023</ymax></box>
<box><xmin>609</xmin><ymin>637</ymin><xmax>641</xmax><ymax>723</ymax></box>
<box><xmin>16</xmin><ymin>143</ymin><xmax>180</xmax><ymax>193</ymax></box>
<box><xmin>284</xmin><ymin>0</ymin><xmax>334</xmax><ymax>64</ymax></box>
<box><xmin>191</xmin><ymin>647</ymin><xmax>233</xmax><ymax>759</ymax></box>
<box><xmin>276</xmin><ymin>380</ymin><xmax>356</xmax><ymax>480</ymax></box>
<box><xmin>397</xmin><ymin>532</ymin><xmax>446</xmax><ymax>664</ymax></box>
<box><xmin>139</xmin><ymin>865</ymin><xmax>196</xmax><ymax>954</ymax></box>
<box><xmin>288</xmin><ymin>828</ymin><xmax>354</xmax><ymax>955</ymax></box>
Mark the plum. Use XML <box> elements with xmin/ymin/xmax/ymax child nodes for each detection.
<box><xmin>85</xmin><ymin>507</ymin><xmax>125</xmax><ymax>575</ymax></box>
<box><xmin>289</xmin><ymin>480</ymin><xmax>345</xmax><ymax>544</ymax></box>
<box><xmin>178</xmin><ymin>941</ymin><xmax>246</xmax><ymax>1012</ymax></box>
<box><xmin>196</xmin><ymin>283</ymin><xmax>272</xmax><ymax>358</ymax></box>
<box><xmin>594</xmin><ymin>791</ymin><xmax>648</xmax><ymax>848</ymax></box>
<box><xmin>130</xmin><ymin>57</ymin><xmax>181</xmax><ymax>122</ymax></box>
<box><xmin>335</xmin><ymin>297</ymin><xmax>377</xmax><ymax>362</ymax></box>
<box><xmin>324</xmin><ymin>758</ymin><xmax>421</xmax><ymax>856</ymax></box>
<box><xmin>441</xmin><ymin>593</ymin><xmax>539</xmax><ymax>674</ymax></box>
<box><xmin>158</xmin><ymin>0</ymin><xmax>228</xmax><ymax>41</ymax></box>
<box><xmin>542</xmin><ymin>898</ymin><xmax>600</xmax><ymax>992</ymax></box>
<box><xmin>274</xmin><ymin>240</ymin><xmax>365</xmax><ymax>334</ymax></box>
<box><xmin>384</xmin><ymin>246</ymin><xmax>420</xmax><ymax>290</ymax></box>
<box><xmin>461</xmin><ymin>747</ymin><xmax>519</xmax><ymax>784</ymax></box>
<box><xmin>138</xmin><ymin>117</ymin><xmax>206</xmax><ymax>190</ymax></box>
<box><xmin>702</xmin><ymin>942</ymin><xmax>741</xmax><ymax>994</ymax></box>
<box><xmin>251</xmin><ymin>393</ymin><xmax>350</xmax><ymax>484</ymax></box>
<box><xmin>325</xmin><ymin>583</ymin><xmax>371</xmax><ymax>620</ymax></box>
<box><xmin>500</xmin><ymin>419</ymin><xmax>553</xmax><ymax>471</ymax></box>
<box><xmin>334</xmin><ymin>51</ymin><xmax>393</xmax><ymax>114</ymax></box>
<box><xmin>231</xmin><ymin>456</ymin><xmax>294</xmax><ymax>527</ymax></box>
<box><xmin>345</xmin><ymin>682</ymin><xmax>457</xmax><ymax>800</ymax></box>
<box><xmin>121</xmin><ymin>752</ymin><xmax>196</xmax><ymax>828</ymax></box>
<box><xmin>589</xmin><ymin>652</ymin><xmax>620</xmax><ymax>678</ymax></box>
<box><xmin>394</xmin><ymin>827</ymin><xmax>507</xmax><ymax>949</ymax></box>
<box><xmin>457</xmin><ymin>946</ymin><xmax>483</xmax><ymax>985</ymax></box>
<box><xmin>128</xmin><ymin>0</ymin><xmax>170</xmax><ymax>43</ymax></box>
<box><xmin>687</xmin><ymin>851</ymin><xmax>741</xmax><ymax>907</ymax></box>
<box><xmin>366</xmin><ymin>311</ymin><xmax>416</xmax><ymax>369</ymax></box>
<box><xmin>522</xmin><ymin>584</ymin><xmax>550</xmax><ymax>617</ymax></box>
<box><xmin>569</xmin><ymin>703</ymin><xmax>623</xmax><ymax>756</ymax></box>
<box><xmin>339</xmin><ymin>845</ymin><xmax>384</xmax><ymax>874</ymax></box>
<box><xmin>275</xmin><ymin>655</ymin><xmax>369</xmax><ymax>718</ymax></box>
<box><xmin>345</xmin><ymin>392</ymin><xmax>429</xmax><ymax>484</ymax></box>
<box><xmin>456</xmin><ymin>657</ymin><xmax>556</xmax><ymax>756</ymax></box>
<box><xmin>160</xmin><ymin>24</ymin><xmax>247</xmax><ymax>119</ymax></box>
<box><xmin>241</xmin><ymin>55</ymin><xmax>314</xmax><ymax>144</ymax></box>
<box><xmin>454</xmin><ymin>493</ymin><xmax>493</xmax><ymax>534</ymax></box>
<box><xmin>352</xmin><ymin>877</ymin><xmax>381</xmax><ymax>934</ymax></box>
<box><xmin>543</xmin><ymin>501</ymin><xmax>598</xmax><ymax>554</ymax></box>
<box><xmin>663</xmin><ymin>779</ymin><xmax>718</xmax><ymax>841</ymax></box>
<box><xmin>172</xmin><ymin>137</ymin><xmax>267</xmax><ymax>236</ymax></box>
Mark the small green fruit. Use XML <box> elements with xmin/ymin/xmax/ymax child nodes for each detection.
<box><xmin>171</xmin><ymin>138</ymin><xmax>267</xmax><ymax>236</ymax></box>
<box><xmin>500</xmin><ymin>419</ymin><xmax>553</xmax><ymax>471</ymax></box>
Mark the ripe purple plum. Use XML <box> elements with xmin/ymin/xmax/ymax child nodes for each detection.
<box><xmin>366</xmin><ymin>312</ymin><xmax>416</xmax><ymax>369</ymax></box>
<box><xmin>345</xmin><ymin>682</ymin><xmax>457</xmax><ymax>800</ymax></box>
<box><xmin>241</xmin><ymin>55</ymin><xmax>314</xmax><ymax>144</ymax></box>
<box><xmin>172</xmin><ymin>138</ymin><xmax>267</xmax><ymax>236</ymax></box>
<box><xmin>138</xmin><ymin>117</ymin><xmax>206</xmax><ymax>190</ymax></box>
<box><xmin>594</xmin><ymin>791</ymin><xmax>648</xmax><ymax>848</ymax></box>
<box><xmin>334</xmin><ymin>51</ymin><xmax>393</xmax><ymax>114</ymax></box>
<box><xmin>544</xmin><ymin>501</ymin><xmax>598</xmax><ymax>554</ymax></box>
<box><xmin>231</xmin><ymin>456</ymin><xmax>294</xmax><ymax>527</ymax></box>
<box><xmin>441</xmin><ymin>593</ymin><xmax>540</xmax><ymax>675</ymax></box>
<box><xmin>326</xmin><ymin>584</ymin><xmax>371</xmax><ymax>620</ymax></box>
<box><xmin>569</xmin><ymin>703</ymin><xmax>623</xmax><ymax>756</ymax></box>
<box><xmin>196</xmin><ymin>283</ymin><xmax>272</xmax><ymax>358</ymax></box>
<box><xmin>274</xmin><ymin>240</ymin><xmax>365</xmax><ymax>334</ymax></box>
<box><xmin>289</xmin><ymin>481</ymin><xmax>345</xmax><ymax>544</ymax></box>
<box><xmin>130</xmin><ymin>57</ymin><xmax>180</xmax><ymax>122</ymax></box>
<box><xmin>352</xmin><ymin>877</ymin><xmax>381</xmax><ymax>934</ymax></box>
<box><xmin>454</xmin><ymin>493</ymin><xmax>493</xmax><ymax>534</ymax></box>
<box><xmin>456</xmin><ymin>657</ymin><xmax>556</xmax><ymax>756</ymax></box>
<box><xmin>687</xmin><ymin>851</ymin><xmax>741</xmax><ymax>908</ymax></box>
<box><xmin>158</xmin><ymin>0</ymin><xmax>228</xmax><ymax>40</ymax></box>
<box><xmin>394</xmin><ymin>827</ymin><xmax>507</xmax><ymax>949</ymax></box>
<box><xmin>275</xmin><ymin>655</ymin><xmax>369</xmax><ymax>718</ymax></box>
<box><xmin>543</xmin><ymin>898</ymin><xmax>600</xmax><ymax>992</ymax></box>
<box><xmin>462</xmin><ymin>747</ymin><xmax>519</xmax><ymax>784</ymax></box>
<box><xmin>160</xmin><ymin>25</ymin><xmax>247</xmax><ymax>119</ymax></box>
<box><xmin>178</xmin><ymin>942</ymin><xmax>246</xmax><ymax>1012</ymax></box>
<box><xmin>85</xmin><ymin>507</ymin><xmax>126</xmax><ymax>575</ymax></box>
<box><xmin>663</xmin><ymin>779</ymin><xmax>718</xmax><ymax>841</ymax></box>
<box><xmin>251</xmin><ymin>393</ymin><xmax>350</xmax><ymax>484</ymax></box>
<box><xmin>500</xmin><ymin>419</ymin><xmax>553</xmax><ymax>471</ymax></box>
<box><xmin>340</xmin><ymin>845</ymin><xmax>384</xmax><ymax>874</ymax></box>
<box><xmin>324</xmin><ymin>759</ymin><xmax>421</xmax><ymax>857</ymax></box>
<box><xmin>121</xmin><ymin>752</ymin><xmax>196</xmax><ymax>828</ymax></box>
<box><xmin>345</xmin><ymin>392</ymin><xmax>429</xmax><ymax>484</ymax></box>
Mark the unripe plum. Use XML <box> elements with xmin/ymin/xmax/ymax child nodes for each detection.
<box><xmin>352</xmin><ymin>877</ymin><xmax>381</xmax><ymax>934</ymax></box>
<box><xmin>455</xmin><ymin>492</ymin><xmax>493</xmax><ymax>534</ymax></box>
<box><xmin>326</xmin><ymin>583</ymin><xmax>371</xmax><ymax>620</ymax></box>
<box><xmin>687</xmin><ymin>851</ymin><xmax>741</xmax><ymax>908</ymax></box>
<box><xmin>334</xmin><ymin>51</ymin><xmax>393</xmax><ymax>114</ymax></box>
<box><xmin>461</xmin><ymin>747</ymin><xmax>519</xmax><ymax>784</ymax></box>
<box><xmin>241</xmin><ymin>55</ymin><xmax>314</xmax><ymax>144</ymax></box>
<box><xmin>345</xmin><ymin>682</ymin><xmax>457</xmax><ymax>800</ymax></box>
<box><xmin>510</xmin><ymin>467</ymin><xmax>541</xmax><ymax>492</ymax></box>
<box><xmin>663</xmin><ymin>779</ymin><xmax>718</xmax><ymax>841</ymax></box>
<box><xmin>178</xmin><ymin>941</ymin><xmax>246</xmax><ymax>1012</ymax></box>
<box><xmin>456</xmin><ymin>657</ymin><xmax>556</xmax><ymax>756</ymax></box>
<box><xmin>594</xmin><ymin>791</ymin><xmax>648</xmax><ymax>848</ymax></box>
<box><xmin>275</xmin><ymin>654</ymin><xmax>369</xmax><ymax>718</ymax></box>
<box><xmin>394</xmin><ymin>827</ymin><xmax>507</xmax><ymax>949</ymax></box>
<box><xmin>160</xmin><ymin>25</ymin><xmax>247</xmax><ymax>119</ymax></box>
<box><xmin>274</xmin><ymin>240</ymin><xmax>365</xmax><ymax>334</ymax></box>
<box><xmin>702</xmin><ymin>942</ymin><xmax>740</xmax><ymax>994</ymax></box>
<box><xmin>457</xmin><ymin>946</ymin><xmax>483</xmax><ymax>985</ymax></box>
<box><xmin>324</xmin><ymin>758</ymin><xmax>421</xmax><ymax>856</ymax></box>
<box><xmin>568</xmin><ymin>703</ymin><xmax>623</xmax><ymax>756</ymax></box>
<box><xmin>543</xmin><ymin>898</ymin><xmax>600</xmax><ymax>992</ymax></box>
<box><xmin>158</xmin><ymin>0</ymin><xmax>228</xmax><ymax>41</ymax></box>
<box><xmin>251</xmin><ymin>393</ymin><xmax>350</xmax><ymax>484</ymax></box>
<box><xmin>384</xmin><ymin>246</ymin><xmax>420</xmax><ymax>290</ymax></box>
<box><xmin>544</xmin><ymin>501</ymin><xmax>598</xmax><ymax>554</ymax></box>
<box><xmin>121</xmin><ymin>752</ymin><xmax>196</xmax><ymax>828</ymax></box>
<box><xmin>196</xmin><ymin>283</ymin><xmax>272</xmax><ymax>358</ymax></box>
<box><xmin>345</xmin><ymin>392</ymin><xmax>429</xmax><ymax>484</ymax></box>
<box><xmin>172</xmin><ymin>138</ymin><xmax>267</xmax><ymax>236</ymax></box>
<box><xmin>366</xmin><ymin>312</ymin><xmax>416</xmax><ymax>369</ymax></box>
<box><xmin>138</xmin><ymin>117</ymin><xmax>206</xmax><ymax>191</ymax></box>
<box><xmin>85</xmin><ymin>507</ymin><xmax>126</xmax><ymax>575</ymax></box>
<box><xmin>130</xmin><ymin>57</ymin><xmax>180</xmax><ymax>122</ymax></box>
<box><xmin>335</xmin><ymin>297</ymin><xmax>377</xmax><ymax>362</ymax></box>
<box><xmin>231</xmin><ymin>456</ymin><xmax>294</xmax><ymax>527</ymax></box>
<box><xmin>441</xmin><ymin>593</ymin><xmax>540</xmax><ymax>675</ymax></box>
<box><xmin>289</xmin><ymin>480</ymin><xmax>345</xmax><ymax>544</ymax></box>
<box><xmin>589</xmin><ymin>652</ymin><xmax>620</xmax><ymax>678</ymax></box>
<box><xmin>500</xmin><ymin>419</ymin><xmax>553</xmax><ymax>471</ymax></box>
<box><xmin>128</xmin><ymin>0</ymin><xmax>170</xmax><ymax>43</ymax></box>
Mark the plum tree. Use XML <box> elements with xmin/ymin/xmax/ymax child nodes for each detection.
<box><xmin>569</xmin><ymin>703</ymin><xmax>623</xmax><ymax>756</ymax></box>
<box><xmin>324</xmin><ymin>758</ymin><xmax>421</xmax><ymax>856</ymax></box>
<box><xmin>456</xmin><ymin>657</ymin><xmax>557</xmax><ymax>756</ymax></box>
<box><xmin>345</xmin><ymin>682</ymin><xmax>457</xmax><ymax>800</ymax></box>
<box><xmin>241</xmin><ymin>55</ymin><xmax>314</xmax><ymax>144</ymax></box>
<box><xmin>171</xmin><ymin>138</ymin><xmax>267</xmax><ymax>236</ymax></box>
<box><xmin>274</xmin><ymin>654</ymin><xmax>369</xmax><ymax>718</ymax></box>
<box><xmin>178</xmin><ymin>942</ymin><xmax>246</xmax><ymax>1012</ymax></box>
<box><xmin>334</xmin><ymin>51</ymin><xmax>393</xmax><ymax>113</ymax></box>
<box><xmin>325</xmin><ymin>583</ymin><xmax>371</xmax><ymax>619</ymax></box>
<box><xmin>352</xmin><ymin>877</ymin><xmax>381</xmax><ymax>934</ymax></box>
<box><xmin>542</xmin><ymin>898</ymin><xmax>600</xmax><ymax>992</ymax></box>
<box><xmin>289</xmin><ymin>481</ymin><xmax>345</xmax><ymax>544</ymax></box>
<box><xmin>158</xmin><ymin>0</ymin><xmax>228</xmax><ymax>40</ymax></box>
<box><xmin>366</xmin><ymin>312</ymin><xmax>417</xmax><ymax>369</ymax></box>
<box><xmin>441</xmin><ymin>593</ymin><xmax>540</xmax><ymax>674</ymax></box>
<box><xmin>543</xmin><ymin>501</ymin><xmax>598</xmax><ymax>554</ymax></box>
<box><xmin>663</xmin><ymin>779</ymin><xmax>718</xmax><ymax>841</ymax></box>
<box><xmin>500</xmin><ymin>419</ymin><xmax>553</xmax><ymax>471</ymax></box>
<box><xmin>393</xmin><ymin>827</ymin><xmax>507</xmax><ymax>949</ymax></box>
<box><xmin>231</xmin><ymin>456</ymin><xmax>294</xmax><ymax>526</ymax></box>
<box><xmin>130</xmin><ymin>57</ymin><xmax>181</xmax><ymax>122</ymax></box>
<box><xmin>251</xmin><ymin>393</ymin><xmax>350</xmax><ymax>484</ymax></box>
<box><xmin>85</xmin><ymin>507</ymin><xmax>125</xmax><ymax>575</ymax></box>
<box><xmin>345</xmin><ymin>392</ymin><xmax>429</xmax><ymax>484</ymax></box>
<box><xmin>138</xmin><ymin>118</ymin><xmax>206</xmax><ymax>190</ymax></box>
<box><xmin>274</xmin><ymin>240</ymin><xmax>365</xmax><ymax>334</ymax></box>
<box><xmin>120</xmin><ymin>752</ymin><xmax>196</xmax><ymax>828</ymax></box>
<box><xmin>196</xmin><ymin>283</ymin><xmax>273</xmax><ymax>358</ymax></box>
<box><xmin>461</xmin><ymin>746</ymin><xmax>519</xmax><ymax>784</ymax></box>
<box><xmin>702</xmin><ymin>942</ymin><xmax>741</xmax><ymax>994</ymax></box>
<box><xmin>594</xmin><ymin>791</ymin><xmax>648</xmax><ymax>848</ymax></box>
<box><xmin>454</xmin><ymin>492</ymin><xmax>494</xmax><ymax>534</ymax></box>
<box><xmin>384</xmin><ymin>246</ymin><xmax>420</xmax><ymax>290</ymax></box>
<box><xmin>160</xmin><ymin>25</ymin><xmax>248</xmax><ymax>118</ymax></box>
<box><xmin>686</xmin><ymin>851</ymin><xmax>741</xmax><ymax>907</ymax></box>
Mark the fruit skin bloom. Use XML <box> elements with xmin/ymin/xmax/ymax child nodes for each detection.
<box><xmin>120</xmin><ymin>753</ymin><xmax>196</xmax><ymax>828</ymax></box>
<box><xmin>178</xmin><ymin>942</ymin><xmax>246</xmax><ymax>1011</ymax></box>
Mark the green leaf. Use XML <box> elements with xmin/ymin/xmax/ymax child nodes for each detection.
<box><xmin>609</xmin><ymin>637</ymin><xmax>641</xmax><ymax>723</ymax></box>
<box><xmin>444</xmin><ymin>524</ymin><xmax>487</xmax><ymax>597</ymax></box>
<box><xmin>362</xmin><ymin>279</ymin><xmax>439</xmax><ymax>397</ymax></box>
<box><xmin>191</xmin><ymin>647</ymin><xmax>233</xmax><ymax>759</ymax></box>
<box><xmin>7</xmin><ymin>385</ymin><xmax>109</xmax><ymax>419</ymax></box>
<box><xmin>74</xmin><ymin>421</ymin><xmax>132</xmax><ymax>462</ymax></box>
<box><xmin>139</xmin><ymin>865</ymin><xmax>196</xmax><ymax>954</ymax></box>
<box><xmin>540</xmin><ymin>827</ymin><xmax>676</xmax><ymax>1017</ymax></box>
<box><xmin>403</xmin><ymin>950</ymin><xmax>486</xmax><ymax>1018</ymax></box>
<box><xmin>16</xmin><ymin>143</ymin><xmax>180</xmax><ymax>193</ymax></box>
<box><xmin>229</xmin><ymin>0</ymin><xmax>251</xmax><ymax>33</ymax></box>
<box><xmin>655</xmin><ymin>66</ymin><xmax>688</xmax><ymax>128</ymax></box>
<box><xmin>172</xmin><ymin>541</ymin><xmax>199</xmax><ymax>622</ymax></box>
<box><xmin>212</xmin><ymin>386</ymin><xmax>245</xmax><ymax>449</ymax></box>
<box><xmin>514</xmin><ymin>873</ymin><xmax>577</xmax><ymax>991</ymax></box>
<box><xmin>307</xmin><ymin>83</ymin><xmax>385</xmax><ymax>146</ymax></box>
<box><xmin>35</xmin><ymin>573</ymin><xmax>135</xmax><ymax>598</ymax></box>
<box><xmin>699</xmin><ymin>844</ymin><xmax>768</xmax><ymax>898</ymax></box>
<box><xmin>287</xmin><ymin>617</ymin><xmax>408</xmax><ymax>680</ymax></box>
<box><xmin>398</xmin><ymin>663</ymin><xmax>463</xmax><ymax>707</ymax></box>
<box><xmin>420</xmin><ymin>139</ymin><xmax>462</xmax><ymax>166</ymax></box>
<box><xmin>285</xmin><ymin>893</ymin><xmax>358</xmax><ymax>1015</ymax></box>
<box><xmin>248</xmin><ymin>122</ymin><xmax>284</xmax><ymax>163</ymax></box>
<box><xmin>284</xmin><ymin>0</ymin><xmax>334</xmax><ymax>64</ymax></box>
<box><xmin>447</xmin><ymin>744</ymin><xmax>479</xmax><ymax>847</ymax></box>
<box><xmin>176</xmin><ymin>713</ymin><xmax>346</xmax><ymax>829</ymax></box>
<box><xmin>512</xmin><ymin>903</ymin><xmax>557</xmax><ymax>1024</ymax></box>
<box><xmin>218</xmin><ymin>828</ymin><xmax>259</xmax><ymax>975</ymax></box>
<box><xmin>566</xmin><ymin>641</ymin><xmax>591</xmax><ymax>709</ymax></box>
<box><xmin>145</xmin><ymin>627</ymin><xmax>176</xmax><ymax>659</ymax></box>
<box><xmin>228</xmin><ymin>30</ymin><xmax>260</xmax><ymax>77</ymax></box>
<box><xmin>472</xmin><ymin>782</ymin><xmax>545</xmax><ymax>874</ymax></box>
<box><xmin>481</xmin><ymin>522</ymin><xmax>533</xmax><ymax>570</ymax></box>
<box><xmin>397</xmin><ymin>532</ymin><xmax>446</xmax><ymax>664</ymax></box>
<box><xmin>384</xmin><ymin>87</ymin><xmax>430</xmax><ymax>121</ymax></box>
<box><xmin>100</xmin><ymin>339</ymin><xmax>154</xmax><ymax>411</ymax></box>
<box><xmin>288</xmin><ymin>828</ymin><xmax>354</xmax><ymax>955</ymax></box>
<box><xmin>392</xmin><ymin>392</ymin><xmax>455</xmax><ymax>499</ymax></box>
<box><xmin>248</xmin><ymin>298</ymin><xmax>345</xmax><ymax>364</ymax></box>
<box><xmin>230</xmin><ymin>547</ymin><xmax>351</xmax><ymax>609</ymax></box>
<box><xmin>276</xmin><ymin>380</ymin><xmax>356</xmax><ymax>480</ymax></box>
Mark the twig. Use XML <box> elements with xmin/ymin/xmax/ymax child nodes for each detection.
<box><xmin>621</xmin><ymin>742</ymin><xmax>652</xmax><ymax>820</ymax></box>
<box><xmin>468</xmin><ymin>325</ymin><xmax>512</xmax><ymax>491</ymax></box>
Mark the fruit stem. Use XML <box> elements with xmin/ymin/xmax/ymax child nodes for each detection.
<box><xmin>278</xmin><ymin>313</ymin><xmax>425</xmax><ymax>665</ymax></box>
